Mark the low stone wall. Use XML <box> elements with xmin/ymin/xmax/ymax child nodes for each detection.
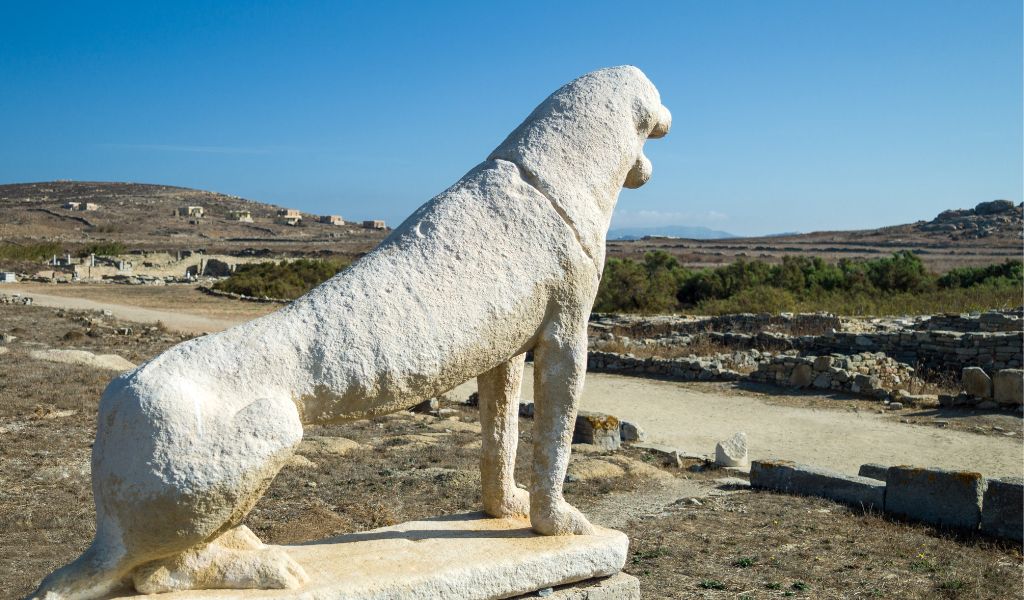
<box><xmin>197</xmin><ymin>285</ymin><xmax>291</xmax><ymax>304</ymax></box>
<box><xmin>916</xmin><ymin>309</ymin><xmax>1023</xmax><ymax>333</ymax></box>
<box><xmin>590</xmin><ymin>312</ymin><xmax>841</xmax><ymax>339</ymax></box>
<box><xmin>940</xmin><ymin>368</ymin><xmax>1023</xmax><ymax>410</ymax></box>
<box><xmin>807</xmin><ymin>330</ymin><xmax>1023</xmax><ymax>374</ymax></box>
<box><xmin>586</xmin><ymin>351</ymin><xmax>742</xmax><ymax>382</ymax></box>
<box><xmin>748</xmin><ymin>353</ymin><xmax>919</xmax><ymax>399</ymax></box>
<box><xmin>754</xmin><ymin>460</ymin><xmax>1023</xmax><ymax>542</ymax></box>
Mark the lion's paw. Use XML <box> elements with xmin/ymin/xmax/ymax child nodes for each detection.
<box><xmin>530</xmin><ymin>499</ymin><xmax>596</xmax><ymax>536</ymax></box>
<box><xmin>484</xmin><ymin>487</ymin><xmax>530</xmax><ymax>520</ymax></box>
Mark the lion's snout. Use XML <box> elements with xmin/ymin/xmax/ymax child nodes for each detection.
<box><xmin>649</xmin><ymin>104</ymin><xmax>671</xmax><ymax>139</ymax></box>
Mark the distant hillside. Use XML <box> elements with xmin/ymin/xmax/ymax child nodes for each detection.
<box><xmin>0</xmin><ymin>181</ymin><xmax>387</xmax><ymax>258</ymax></box>
<box><xmin>608</xmin><ymin>225</ymin><xmax>735</xmax><ymax>240</ymax></box>
<box><xmin>607</xmin><ymin>200</ymin><xmax>1022</xmax><ymax>273</ymax></box>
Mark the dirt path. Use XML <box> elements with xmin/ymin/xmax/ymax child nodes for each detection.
<box><xmin>3</xmin><ymin>285</ymin><xmax>242</xmax><ymax>334</ymax></box>
<box><xmin>450</xmin><ymin>366</ymin><xmax>1024</xmax><ymax>479</ymax></box>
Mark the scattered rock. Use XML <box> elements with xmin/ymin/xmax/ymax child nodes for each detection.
<box><xmin>284</xmin><ymin>454</ymin><xmax>318</xmax><ymax>470</ymax></box>
<box><xmin>714</xmin><ymin>432</ymin><xmax>749</xmax><ymax>468</ymax></box>
<box><xmin>573</xmin><ymin>412</ymin><xmax>621</xmax><ymax>451</ymax></box>
<box><xmin>992</xmin><ymin>369</ymin><xmax>1023</xmax><ymax>405</ymax></box>
<box><xmin>28</xmin><ymin>348</ymin><xmax>136</xmax><ymax>372</ymax></box>
<box><xmin>409</xmin><ymin>398</ymin><xmax>439</xmax><ymax>414</ymax></box>
<box><xmin>619</xmin><ymin>420</ymin><xmax>646</xmax><ymax>442</ymax></box>
<box><xmin>962</xmin><ymin>366</ymin><xmax>992</xmax><ymax>398</ymax></box>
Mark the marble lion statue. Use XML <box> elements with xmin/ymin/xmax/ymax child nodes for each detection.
<box><xmin>31</xmin><ymin>65</ymin><xmax>670</xmax><ymax>598</ymax></box>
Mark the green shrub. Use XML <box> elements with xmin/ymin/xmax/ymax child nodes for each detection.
<box><xmin>594</xmin><ymin>252</ymin><xmax>1023</xmax><ymax>316</ymax></box>
<box><xmin>938</xmin><ymin>260</ymin><xmax>1023</xmax><ymax>289</ymax></box>
<box><xmin>0</xmin><ymin>242</ymin><xmax>62</xmax><ymax>261</ymax></box>
<box><xmin>212</xmin><ymin>259</ymin><xmax>349</xmax><ymax>300</ymax></box>
<box><xmin>78</xmin><ymin>241</ymin><xmax>126</xmax><ymax>257</ymax></box>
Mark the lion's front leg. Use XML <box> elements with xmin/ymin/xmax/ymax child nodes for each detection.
<box><xmin>529</xmin><ymin>315</ymin><xmax>596</xmax><ymax>536</ymax></box>
<box><xmin>479</xmin><ymin>354</ymin><xmax>530</xmax><ymax>519</ymax></box>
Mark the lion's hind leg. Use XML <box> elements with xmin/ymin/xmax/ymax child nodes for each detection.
<box><xmin>478</xmin><ymin>354</ymin><xmax>530</xmax><ymax>520</ymax></box>
<box><xmin>132</xmin><ymin>526</ymin><xmax>308</xmax><ymax>593</ymax></box>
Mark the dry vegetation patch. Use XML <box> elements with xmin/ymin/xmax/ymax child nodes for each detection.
<box><xmin>625</xmin><ymin>491</ymin><xmax>1023</xmax><ymax>599</ymax></box>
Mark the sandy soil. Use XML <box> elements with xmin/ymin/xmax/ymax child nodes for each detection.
<box><xmin>3</xmin><ymin>283</ymin><xmax>274</xmax><ymax>333</ymax></box>
<box><xmin>449</xmin><ymin>367</ymin><xmax>1024</xmax><ymax>478</ymax></box>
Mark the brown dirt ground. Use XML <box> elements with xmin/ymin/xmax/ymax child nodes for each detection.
<box><xmin>1</xmin><ymin>306</ymin><xmax>1021</xmax><ymax>599</ymax></box>
<box><xmin>6</xmin><ymin>282</ymin><xmax>277</xmax><ymax>322</ymax></box>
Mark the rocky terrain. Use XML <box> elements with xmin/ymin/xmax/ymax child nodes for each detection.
<box><xmin>0</xmin><ymin>181</ymin><xmax>387</xmax><ymax>259</ymax></box>
<box><xmin>608</xmin><ymin>200</ymin><xmax>1023</xmax><ymax>273</ymax></box>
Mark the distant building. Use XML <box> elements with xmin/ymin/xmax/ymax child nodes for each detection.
<box><xmin>229</xmin><ymin>210</ymin><xmax>254</xmax><ymax>223</ymax></box>
<box><xmin>362</xmin><ymin>220</ymin><xmax>386</xmax><ymax>229</ymax></box>
<box><xmin>79</xmin><ymin>202</ymin><xmax>99</xmax><ymax>211</ymax></box>
<box><xmin>0</xmin><ymin>272</ymin><xmax>16</xmax><ymax>283</ymax></box>
<box><xmin>62</xmin><ymin>201</ymin><xmax>81</xmax><ymax>210</ymax></box>
<box><xmin>175</xmin><ymin>206</ymin><xmax>205</xmax><ymax>218</ymax></box>
<box><xmin>319</xmin><ymin>215</ymin><xmax>345</xmax><ymax>226</ymax></box>
<box><xmin>276</xmin><ymin>208</ymin><xmax>302</xmax><ymax>226</ymax></box>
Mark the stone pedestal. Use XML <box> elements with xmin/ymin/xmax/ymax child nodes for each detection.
<box><xmin>109</xmin><ymin>512</ymin><xmax>632</xmax><ymax>599</ymax></box>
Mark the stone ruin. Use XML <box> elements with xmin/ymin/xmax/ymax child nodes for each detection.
<box><xmin>587</xmin><ymin>309</ymin><xmax>1023</xmax><ymax>410</ymax></box>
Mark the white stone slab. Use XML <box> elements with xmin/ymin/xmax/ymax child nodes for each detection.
<box><xmin>108</xmin><ymin>512</ymin><xmax>628</xmax><ymax>600</ymax></box>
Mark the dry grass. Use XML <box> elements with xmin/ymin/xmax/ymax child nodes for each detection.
<box><xmin>625</xmin><ymin>491</ymin><xmax>1023</xmax><ymax>599</ymax></box>
<box><xmin>9</xmin><ymin>282</ymin><xmax>277</xmax><ymax>322</ymax></box>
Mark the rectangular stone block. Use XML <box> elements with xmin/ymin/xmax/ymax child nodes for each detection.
<box><xmin>573</xmin><ymin>411</ymin><xmax>621</xmax><ymax>451</ymax></box>
<box><xmin>993</xmin><ymin>369</ymin><xmax>1023</xmax><ymax>405</ymax></box>
<box><xmin>750</xmin><ymin>460</ymin><xmax>885</xmax><ymax>509</ymax></box>
<box><xmin>858</xmin><ymin>463</ymin><xmax>889</xmax><ymax>481</ymax></box>
<box><xmin>981</xmin><ymin>477</ymin><xmax>1023</xmax><ymax>542</ymax></box>
<box><xmin>885</xmin><ymin>466</ymin><xmax>985</xmax><ymax>530</ymax></box>
<box><xmin>512</xmin><ymin>573</ymin><xmax>640</xmax><ymax>599</ymax></box>
<box><xmin>110</xmin><ymin>512</ymin><xmax>629</xmax><ymax>599</ymax></box>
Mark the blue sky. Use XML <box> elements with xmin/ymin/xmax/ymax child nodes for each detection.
<box><xmin>1</xmin><ymin>1</ymin><xmax>1020</xmax><ymax>236</ymax></box>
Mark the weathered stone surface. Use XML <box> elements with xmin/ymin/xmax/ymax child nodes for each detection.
<box><xmin>884</xmin><ymin>466</ymin><xmax>985</xmax><ymax>530</ymax></box>
<box><xmin>992</xmin><ymin>369</ymin><xmax>1023</xmax><ymax>405</ymax></box>
<box><xmin>962</xmin><ymin>366</ymin><xmax>992</xmax><ymax>398</ymax></box>
<box><xmin>714</xmin><ymin>432</ymin><xmax>749</xmax><ymax>468</ymax></box>
<box><xmin>512</xmin><ymin>573</ymin><xmax>640</xmax><ymax>599</ymax></box>
<box><xmin>573</xmin><ymin>412</ymin><xmax>621</xmax><ymax>451</ymax></box>
<box><xmin>980</xmin><ymin>477</ymin><xmax>1023</xmax><ymax>542</ymax></box>
<box><xmin>619</xmin><ymin>420</ymin><xmax>646</xmax><ymax>443</ymax></box>
<box><xmin>789</xmin><ymin>363</ymin><xmax>813</xmax><ymax>386</ymax></box>
<box><xmin>750</xmin><ymin>460</ymin><xmax>885</xmax><ymax>509</ymax></box>
<box><xmin>112</xmin><ymin>513</ymin><xmax>630</xmax><ymax>599</ymax></box>
<box><xmin>28</xmin><ymin>348</ymin><xmax>135</xmax><ymax>372</ymax></box>
<box><xmin>858</xmin><ymin>463</ymin><xmax>888</xmax><ymax>481</ymax></box>
<box><xmin>32</xmin><ymin>66</ymin><xmax>670</xmax><ymax>599</ymax></box>
<box><xmin>631</xmin><ymin>442</ymin><xmax>705</xmax><ymax>469</ymax></box>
